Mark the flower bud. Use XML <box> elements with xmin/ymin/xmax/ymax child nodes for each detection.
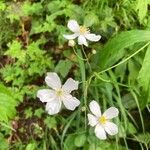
<box><xmin>92</xmin><ymin>49</ymin><xmax>96</xmax><ymax>54</ymax></box>
<box><xmin>68</xmin><ymin>40</ymin><xmax>75</xmax><ymax>47</ymax></box>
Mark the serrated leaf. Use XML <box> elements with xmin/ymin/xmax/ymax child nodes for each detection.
<box><xmin>135</xmin><ymin>133</ymin><xmax>150</xmax><ymax>146</ymax></box>
<box><xmin>5</xmin><ymin>40</ymin><xmax>26</xmax><ymax>62</ymax></box>
<box><xmin>0</xmin><ymin>83</ymin><xmax>18</xmax><ymax>122</ymax></box>
<box><xmin>55</xmin><ymin>60</ymin><xmax>73</xmax><ymax>78</ymax></box>
<box><xmin>99</xmin><ymin>30</ymin><xmax>150</xmax><ymax>69</ymax></box>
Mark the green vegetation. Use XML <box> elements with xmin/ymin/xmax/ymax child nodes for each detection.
<box><xmin>0</xmin><ymin>0</ymin><xmax>150</xmax><ymax>149</ymax></box>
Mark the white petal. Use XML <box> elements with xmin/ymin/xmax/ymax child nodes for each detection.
<box><xmin>62</xmin><ymin>94</ymin><xmax>80</xmax><ymax>110</ymax></box>
<box><xmin>104</xmin><ymin>122</ymin><xmax>118</xmax><ymax>135</ymax></box>
<box><xmin>103</xmin><ymin>107</ymin><xmax>119</xmax><ymax>119</ymax></box>
<box><xmin>94</xmin><ymin>124</ymin><xmax>107</xmax><ymax>140</ymax></box>
<box><xmin>37</xmin><ymin>89</ymin><xmax>56</xmax><ymax>102</ymax></box>
<box><xmin>85</xmin><ymin>34</ymin><xmax>101</xmax><ymax>42</ymax></box>
<box><xmin>45</xmin><ymin>72</ymin><xmax>61</xmax><ymax>90</ymax></box>
<box><xmin>63</xmin><ymin>34</ymin><xmax>78</xmax><ymax>40</ymax></box>
<box><xmin>67</xmin><ymin>20</ymin><xmax>79</xmax><ymax>32</ymax></box>
<box><xmin>89</xmin><ymin>100</ymin><xmax>101</xmax><ymax>117</ymax></box>
<box><xmin>87</xmin><ymin>114</ymin><xmax>98</xmax><ymax>127</ymax></box>
<box><xmin>46</xmin><ymin>100</ymin><xmax>62</xmax><ymax>115</ymax></box>
<box><xmin>78</xmin><ymin>35</ymin><xmax>88</xmax><ymax>47</ymax></box>
<box><xmin>62</xmin><ymin>78</ymin><xmax>79</xmax><ymax>93</ymax></box>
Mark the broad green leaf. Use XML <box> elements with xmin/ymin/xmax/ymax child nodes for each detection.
<box><xmin>64</xmin><ymin>134</ymin><xmax>76</xmax><ymax>150</ymax></box>
<box><xmin>25</xmin><ymin>142</ymin><xmax>36</xmax><ymax>150</ymax></box>
<box><xmin>0</xmin><ymin>83</ymin><xmax>18</xmax><ymax>122</ymax></box>
<box><xmin>99</xmin><ymin>30</ymin><xmax>150</xmax><ymax>69</ymax></box>
<box><xmin>138</xmin><ymin>45</ymin><xmax>150</xmax><ymax>92</ymax></box>
<box><xmin>74</xmin><ymin>134</ymin><xmax>86</xmax><ymax>147</ymax></box>
<box><xmin>138</xmin><ymin>45</ymin><xmax>150</xmax><ymax>105</ymax></box>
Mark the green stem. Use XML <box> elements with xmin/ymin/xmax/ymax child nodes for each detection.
<box><xmin>81</xmin><ymin>45</ymin><xmax>92</xmax><ymax>72</ymax></box>
<box><xmin>76</xmin><ymin>47</ymin><xmax>87</xmax><ymax>129</ymax></box>
<box><xmin>73</xmin><ymin>47</ymin><xmax>87</xmax><ymax>61</ymax></box>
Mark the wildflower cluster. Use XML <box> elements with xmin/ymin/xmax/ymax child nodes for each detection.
<box><xmin>37</xmin><ymin>20</ymin><xmax>119</xmax><ymax>140</ymax></box>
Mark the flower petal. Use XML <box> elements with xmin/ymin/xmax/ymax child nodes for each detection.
<box><xmin>94</xmin><ymin>124</ymin><xmax>107</xmax><ymax>140</ymax></box>
<box><xmin>85</xmin><ymin>34</ymin><xmax>101</xmax><ymax>42</ymax></box>
<box><xmin>78</xmin><ymin>35</ymin><xmax>88</xmax><ymax>46</ymax></box>
<box><xmin>62</xmin><ymin>78</ymin><xmax>79</xmax><ymax>93</ymax></box>
<box><xmin>89</xmin><ymin>100</ymin><xmax>101</xmax><ymax>117</ymax></box>
<box><xmin>104</xmin><ymin>122</ymin><xmax>118</xmax><ymax>136</ymax></box>
<box><xmin>67</xmin><ymin>20</ymin><xmax>79</xmax><ymax>32</ymax></box>
<box><xmin>103</xmin><ymin>107</ymin><xmax>119</xmax><ymax>119</ymax></box>
<box><xmin>87</xmin><ymin>114</ymin><xmax>98</xmax><ymax>127</ymax></box>
<box><xmin>37</xmin><ymin>89</ymin><xmax>56</xmax><ymax>102</ymax></box>
<box><xmin>63</xmin><ymin>94</ymin><xmax>80</xmax><ymax>110</ymax></box>
<box><xmin>45</xmin><ymin>72</ymin><xmax>61</xmax><ymax>90</ymax></box>
<box><xmin>63</xmin><ymin>34</ymin><xmax>78</xmax><ymax>40</ymax></box>
<box><xmin>46</xmin><ymin>100</ymin><xmax>62</xmax><ymax>115</ymax></box>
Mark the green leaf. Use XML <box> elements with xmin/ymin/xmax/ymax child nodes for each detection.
<box><xmin>138</xmin><ymin>45</ymin><xmax>150</xmax><ymax>105</ymax></box>
<box><xmin>136</xmin><ymin>0</ymin><xmax>148</xmax><ymax>23</ymax></box>
<box><xmin>23</xmin><ymin>2</ymin><xmax>43</xmax><ymax>16</ymax></box>
<box><xmin>84</xmin><ymin>13</ymin><xmax>99</xmax><ymax>27</ymax></box>
<box><xmin>0</xmin><ymin>133</ymin><xmax>8</xmax><ymax>150</ymax></box>
<box><xmin>99</xmin><ymin>30</ymin><xmax>150</xmax><ymax>69</ymax></box>
<box><xmin>135</xmin><ymin>133</ymin><xmax>150</xmax><ymax>146</ymax></box>
<box><xmin>25</xmin><ymin>142</ymin><xmax>36</xmax><ymax>150</ymax></box>
<box><xmin>74</xmin><ymin>134</ymin><xmax>86</xmax><ymax>147</ymax></box>
<box><xmin>55</xmin><ymin>60</ymin><xmax>73</xmax><ymax>78</ymax></box>
<box><xmin>0</xmin><ymin>83</ymin><xmax>18</xmax><ymax>122</ymax></box>
<box><xmin>44</xmin><ymin>116</ymin><xmax>57</xmax><ymax>129</ymax></box>
<box><xmin>5</xmin><ymin>40</ymin><xmax>26</xmax><ymax>62</ymax></box>
<box><xmin>138</xmin><ymin>45</ymin><xmax>150</xmax><ymax>92</ymax></box>
<box><xmin>122</xmin><ymin>93</ymin><xmax>137</xmax><ymax>109</ymax></box>
<box><xmin>64</xmin><ymin>134</ymin><xmax>76</xmax><ymax>150</ymax></box>
<box><xmin>0</xmin><ymin>2</ymin><xmax>6</xmax><ymax>11</ymax></box>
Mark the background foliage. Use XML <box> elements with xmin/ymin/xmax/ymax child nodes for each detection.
<box><xmin>0</xmin><ymin>0</ymin><xmax>150</xmax><ymax>149</ymax></box>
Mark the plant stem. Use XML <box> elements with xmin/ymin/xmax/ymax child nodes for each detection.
<box><xmin>76</xmin><ymin>47</ymin><xmax>87</xmax><ymax>129</ymax></box>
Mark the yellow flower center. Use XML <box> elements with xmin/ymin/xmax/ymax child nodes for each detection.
<box><xmin>99</xmin><ymin>116</ymin><xmax>107</xmax><ymax>125</ymax></box>
<box><xmin>56</xmin><ymin>89</ymin><xmax>64</xmax><ymax>97</ymax></box>
<box><xmin>79</xmin><ymin>26</ymin><xmax>89</xmax><ymax>34</ymax></box>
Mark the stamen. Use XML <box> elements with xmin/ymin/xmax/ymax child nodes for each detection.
<box><xmin>56</xmin><ymin>89</ymin><xmax>63</xmax><ymax>96</ymax></box>
<box><xmin>99</xmin><ymin>116</ymin><xmax>107</xmax><ymax>125</ymax></box>
<box><xmin>79</xmin><ymin>26</ymin><xmax>90</xmax><ymax>34</ymax></box>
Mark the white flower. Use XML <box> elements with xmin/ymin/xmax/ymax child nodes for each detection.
<box><xmin>63</xmin><ymin>20</ymin><xmax>101</xmax><ymax>47</ymax></box>
<box><xmin>37</xmin><ymin>72</ymin><xmax>80</xmax><ymax>115</ymax></box>
<box><xmin>87</xmin><ymin>100</ymin><xmax>119</xmax><ymax>140</ymax></box>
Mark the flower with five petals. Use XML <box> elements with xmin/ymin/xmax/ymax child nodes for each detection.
<box><xmin>88</xmin><ymin>100</ymin><xmax>119</xmax><ymax>140</ymax></box>
<box><xmin>37</xmin><ymin>72</ymin><xmax>80</xmax><ymax>115</ymax></box>
<box><xmin>63</xmin><ymin>20</ymin><xmax>101</xmax><ymax>47</ymax></box>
